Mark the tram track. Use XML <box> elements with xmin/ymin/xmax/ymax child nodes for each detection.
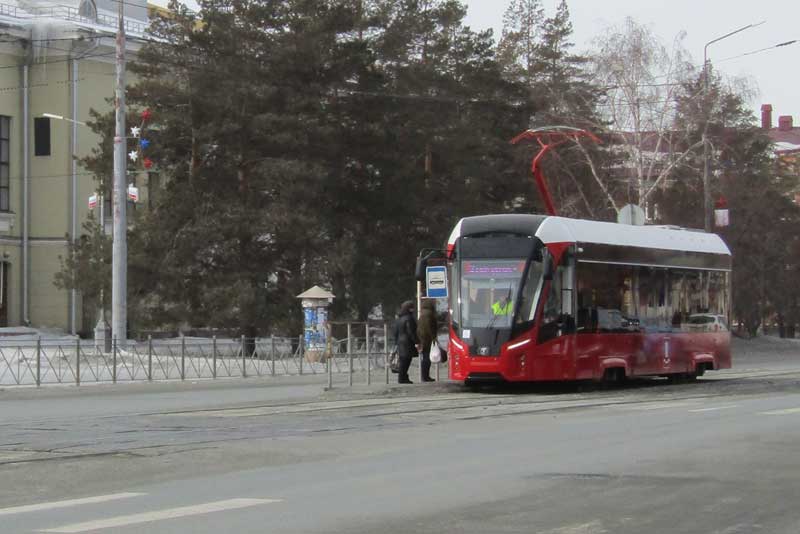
<box><xmin>140</xmin><ymin>367</ymin><xmax>800</xmax><ymax>423</ymax></box>
<box><xmin>2</xmin><ymin>368</ymin><xmax>798</xmax><ymax>471</ymax></box>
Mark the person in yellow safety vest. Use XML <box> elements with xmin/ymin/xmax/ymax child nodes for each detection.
<box><xmin>492</xmin><ymin>297</ymin><xmax>512</xmax><ymax>315</ymax></box>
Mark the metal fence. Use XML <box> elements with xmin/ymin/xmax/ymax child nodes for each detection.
<box><xmin>0</xmin><ymin>332</ymin><xmax>442</xmax><ymax>388</ymax></box>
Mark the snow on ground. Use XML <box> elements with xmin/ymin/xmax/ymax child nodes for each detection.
<box><xmin>732</xmin><ymin>335</ymin><xmax>800</xmax><ymax>361</ymax></box>
<box><xmin>0</xmin><ymin>327</ymin><xmax>78</xmax><ymax>345</ymax></box>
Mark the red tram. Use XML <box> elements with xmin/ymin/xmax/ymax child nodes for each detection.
<box><xmin>443</xmin><ymin>214</ymin><xmax>732</xmax><ymax>384</ymax></box>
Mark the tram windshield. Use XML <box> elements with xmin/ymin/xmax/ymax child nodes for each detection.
<box><xmin>453</xmin><ymin>235</ymin><xmax>543</xmax><ymax>352</ymax></box>
<box><xmin>460</xmin><ymin>260</ymin><xmax>526</xmax><ymax>329</ymax></box>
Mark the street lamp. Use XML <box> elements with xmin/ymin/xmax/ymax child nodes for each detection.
<box><xmin>702</xmin><ymin>21</ymin><xmax>765</xmax><ymax>232</ymax></box>
<box><xmin>42</xmin><ymin>113</ymin><xmax>87</xmax><ymax>126</ymax></box>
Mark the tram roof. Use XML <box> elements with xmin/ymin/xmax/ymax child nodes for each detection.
<box><xmin>449</xmin><ymin>214</ymin><xmax>731</xmax><ymax>256</ymax></box>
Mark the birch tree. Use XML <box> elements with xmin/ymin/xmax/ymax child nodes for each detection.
<box><xmin>587</xmin><ymin>18</ymin><xmax>701</xmax><ymax>218</ymax></box>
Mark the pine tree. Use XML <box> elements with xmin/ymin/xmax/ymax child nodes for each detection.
<box><xmin>59</xmin><ymin>0</ymin><xmax>537</xmax><ymax>333</ymax></box>
<box><xmin>497</xmin><ymin>0</ymin><xmax>544</xmax><ymax>85</ymax></box>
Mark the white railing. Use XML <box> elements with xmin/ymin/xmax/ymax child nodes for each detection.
<box><xmin>0</xmin><ymin>2</ymin><xmax>149</xmax><ymax>35</ymax></box>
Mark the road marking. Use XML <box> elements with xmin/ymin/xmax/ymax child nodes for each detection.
<box><xmin>165</xmin><ymin>395</ymin><xmax>476</xmax><ymax>418</ymax></box>
<box><xmin>688</xmin><ymin>405</ymin><xmax>738</xmax><ymax>413</ymax></box>
<box><xmin>760</xmin><ymin>407</ymin><xmax>800</xmax><ymax>416</ymax></box>
<box><xmin>0</xmin><ymin>493</ymin><xmax>144</xmax><ymax>517</ymax></box>
<box><xmin>626</xmin><ymin>401</ymin><xmax>695</xmax><ymax>411</ymax></box>
<box><xmin>40</xmin><ymin>498</ymin><xmax>280</xmax><ymax>533</ymax></box>
<box><xmin>541</xmin><ymin>520</ymin><xmax>607</xmax><ymax>534</ymax></box>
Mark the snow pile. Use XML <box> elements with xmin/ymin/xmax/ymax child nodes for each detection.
<box><xmin>0</xmin><ymin>326</ymin><xmax>78</xmax><ymax>345</ymax></box>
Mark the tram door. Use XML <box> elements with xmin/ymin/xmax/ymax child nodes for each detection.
<box><xmin>534</xmin><ymin>252</ymin><xmax>576</xmax><ymax>379</ymax></box>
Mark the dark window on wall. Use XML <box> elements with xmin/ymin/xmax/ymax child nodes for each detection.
<box><xmin>34</xmin><ymin>117</ymin><xmax>51</xmax><ymax>156</ymax></box>
<box><xmin>0</xmin><ymin>116</ymin><xmax>9</xmax><ymax>212</ymax></box>
<box><xmin>78</xmin><ymin>0</ymin><xmax>97</xmax><ymax>19</ymax></box>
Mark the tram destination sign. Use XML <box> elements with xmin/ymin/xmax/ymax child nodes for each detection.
<box><xmin>426</xmin><ymin>266</ymin><xmax>448</xmax><ymax>298</ymax></box>
<box><xmin>463</xmin><ymin>261</ymin><xmax>526</xmax><ymax>278</ymax></box>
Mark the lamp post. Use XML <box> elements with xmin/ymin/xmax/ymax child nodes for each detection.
<box><xmin>112</xmin><ymin>0</ymin><xmax>128</xmax><ymax>347</ymax></box>
<box><xmin>702</xmin><ymin>22</ymin><xmax>764</xmax><ymax>232</ymax></box>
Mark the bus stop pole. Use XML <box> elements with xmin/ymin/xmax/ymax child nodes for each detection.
<box><xmin>384</xmin><ymin>322</ymin><xmax>389</xmax><ymax>385</ymax></box>
<box><xmin>366</xmin><ymin>322</ymin><xmax>371</xmax><ymax>385</ymax></box>
<box><xmin>417</xmin><ymin>280</ymin><xmax>422</xmax><ymax>383</ymax></box>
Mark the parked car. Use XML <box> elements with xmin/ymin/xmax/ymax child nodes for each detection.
<box><xmin>688</xmin><ymin>314</ymin><xmax>728</xmax><ymax>332</ymax></box>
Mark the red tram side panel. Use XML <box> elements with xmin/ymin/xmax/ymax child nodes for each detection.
<box><xmin>445</xmin><ymin>214</ymin><xmax>732</xmax><ymax>384</ymax></box>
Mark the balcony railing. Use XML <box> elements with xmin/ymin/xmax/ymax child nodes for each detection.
<box><xmin>0</xmin><ymin>2</ymin><xmax>149</xmax><ymax>35</ymax></box>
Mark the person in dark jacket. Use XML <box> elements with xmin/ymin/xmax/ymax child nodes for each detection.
<box><xmin>393</xmin><ymin>300</ymin><xmax>419</xmax><ymax>384</ymax></box>
<box><xmin>417</xmin><ymin>300</ymin><xmax>438</xmax><ymax>382</ymax></box>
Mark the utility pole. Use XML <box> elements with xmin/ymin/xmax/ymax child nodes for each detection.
<box><xmin>112</xmin><ymin>0</ymin><xmax>127</xmax><ymax>346</ymax></box>
<box><xmin>702</xmin><ymin>21</ymin><xmax>764</xmax><ymax>232</ymax></box>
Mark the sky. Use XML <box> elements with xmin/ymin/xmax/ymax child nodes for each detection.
<box><xmin>149</xmin><ymin>0</ymin><xmax>799</xmax><ymax>123</ymax></box>
<box><xmin>463</xmin><ymin>0</ymin><xmax>800</xmax><ymax>123</ymax></box>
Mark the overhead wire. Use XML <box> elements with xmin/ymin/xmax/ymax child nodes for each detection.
<box><xmin>715</xmin><ymin>39</ymin><xmax>799</xmax><ymax>64</ymax></box>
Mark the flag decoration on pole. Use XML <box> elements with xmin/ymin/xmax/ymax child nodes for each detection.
<box><xmin>128</xmin><ymin>109</ymin><xmax>155</xmax><ymax>173</ymax></box>
<box><xmin>127</xmin><ymin>184</ymin><xmax>139</xmax><ymax>203</ymax></box>
<box><xmin>714</xmin><ymin>196</ymin><xmax>729</xmax><ymax>227</ymax></box>
<box><xmin>88</xmin><ymin>193</ymin><xmax>98</xmax><ymax>209</ymax></box>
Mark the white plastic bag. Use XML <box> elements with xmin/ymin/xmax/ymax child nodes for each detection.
<box><xmin>430</xmin><ymin>341</ymin><xmax>442</xmax><ymax>363</ymax></box>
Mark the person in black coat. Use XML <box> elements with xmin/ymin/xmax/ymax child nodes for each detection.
<box><xmin>393</xmin><ymin>300</ymin><xmax>419</xmax><ymax>384</ymax></box>
<box><xmin>417</xmin><ymin>300</ymin><xmax>438</xmax><ymax>382</ymax></box>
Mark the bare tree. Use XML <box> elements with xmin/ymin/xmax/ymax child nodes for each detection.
<box><xmin>586</xmin><ymin>18</ymin><xmax>703</xmax><ymax>218</ymax></box>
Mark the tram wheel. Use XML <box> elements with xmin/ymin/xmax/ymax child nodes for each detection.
<box><xmin>602</xmin><ymin>368</ymin><xmax>626</xmax><ymax>388</ymax></box>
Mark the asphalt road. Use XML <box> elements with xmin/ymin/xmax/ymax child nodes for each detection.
<box><xmin>2</xmin><ymin>340</ymin><xmax>800</xmax><ymax>533</ymax></box>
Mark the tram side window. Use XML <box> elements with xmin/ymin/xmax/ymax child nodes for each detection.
<box><xmin>668</xmin><ymin>270</ymin><xmax>728</xmax><ymax>332</ymax></box>
<box><xmin>709</xmin><ymin>272</ymin><xmax>729</xmax><ymax>324</ymax></box>
<box><xmin>637</xmin><ymin>267</ymin><xmax>670</xmax><ymax>332</ymax></box>
<box><xmin>515</xmin><ymin>261</ymin><xmax>543</xmax><ymax>328</ymax></box>
<box><xmin>576</xmin><ymin>263</ymin><xmax>638</xmax><ymax>333</ymax></box>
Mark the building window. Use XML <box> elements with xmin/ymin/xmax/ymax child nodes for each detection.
<box><xmin>78</xmin><ymin>0</ymin><xmax>97</xmax><ymax>19</ymax></box>
<box><xmin>34</xmin><ymin>117</ymin><xmax>51</xmax><ymax>156</ymax></box>
<box><xmin>0</xmin><ymin>116</ymin><xmax>9</xmax><ymax>212</ymax></box>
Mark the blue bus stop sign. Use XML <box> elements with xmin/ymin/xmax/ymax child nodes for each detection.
<box><xmin>426</xmin><ymin>266</ymin><xmax>448</xmax><ymax>298</ymax></box>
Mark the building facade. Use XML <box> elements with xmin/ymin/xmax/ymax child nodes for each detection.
<box><xmin>0</xmin><ymin>0</ymin><xmax>146</xmax><ymax>333</ymax></box>
<box><xmin>761</xmin><ymin>104</ymin><xmax>800</xmax><ymax>205</ymax></box>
